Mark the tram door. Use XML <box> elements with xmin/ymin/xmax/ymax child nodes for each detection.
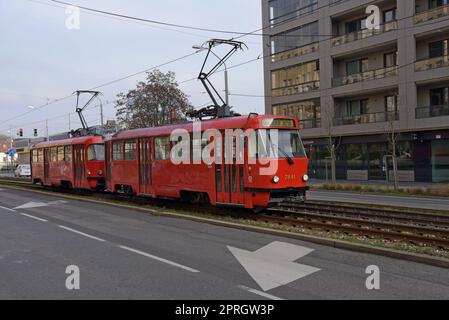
<box><xmin>215</xmin><ymin>133</ymin><xmax>245</xmax><ymax>206</ymax></box>
<box><xmin>44</xmin><ymin>148</ymin><xmax>50</xmax><ymax>183</ymax></box>
<box><xmin>138</xmin><ymin>139</ymin><xmax>152</xmax><ymax>195</ymax></box>
<box><xmin>73</xmin><ymin>145</ymin><xmax>85</xmax><ymax>188</ymax></box>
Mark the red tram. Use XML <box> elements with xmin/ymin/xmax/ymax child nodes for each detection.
<box><xmin>104</xmin><ymin>115</ymin><xmax>309</xmax><ymax>209</ymax></box>
<box><xmin>31</xmin><ymin>136</ymin><xmax>106</xmax><ymax>190</ymax></box>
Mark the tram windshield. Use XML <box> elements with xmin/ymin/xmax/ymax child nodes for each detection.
<box><xmin>88</xmin><ymin>144</ymin><xmax>105</xmax><ymax>161</ymax></box>
<box><xmin>254</xmin><ymin>130</ymin><xmax>306</xmax><ymax>159</ymax></box>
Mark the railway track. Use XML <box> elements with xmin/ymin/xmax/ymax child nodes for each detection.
<box><xmin>1</xmin><ymin>178</ymin><xmax>449</xmax><ymax>250</ymax></box>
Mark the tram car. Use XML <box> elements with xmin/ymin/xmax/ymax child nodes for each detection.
<box><xmin>104</xmin><ymin>115</ymin><xmax>309</xmax><ymax>209</ymax></box>
<box><xmin>31</xmin><ymin>136</ymin><xmax>106</xmax><ymax>190</ymax></box>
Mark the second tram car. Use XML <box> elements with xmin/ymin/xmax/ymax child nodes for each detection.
<box><xmin>31</xmin><ymin>136</ymin><xmax>106</xmax><ymax>190</ymax></box>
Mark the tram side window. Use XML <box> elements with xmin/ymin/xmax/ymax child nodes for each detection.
<box><xmin>32</xmin><ymin>150</ymin><xmax>38</xmax><ymax>163</ymax></box>
<box><xmin>65</xmin><ymin>146</ymin><xmax>72</xmax><ymax>162</ymax></box>
<box><xmin>192</xmin><ymin>137</ymin><xmax>210</xmax><ymax>162</ymax></box>
<box><xmin>38</xmin><ymin>149</ymin><xmax>43</xmax><ymax>163</ymax></box>
<box><xmin>155</xmin><ymin>137</ymin><xmax>170</xmax><ymax>160</ymax></box>
<box><xmin>113</xmin><ymin>142</ymin><xmax>124</xmax><ymax>161</ymax></box>
<box><xmin>51</xmin><ymin>147</ymin><xmax>58</xmax><ymax>162</ymax></box>
<box><xmin>124</xmin><ymin>141</ymin><xmax>136</xmax><ymax>160</ymax></box>
<box><xmin>57</xmin><ymin>147</ymin><xmax>65</xmax><ymax>162</ymax></box>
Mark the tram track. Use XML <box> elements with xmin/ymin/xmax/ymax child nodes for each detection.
<box><xmin>1</xmin><ymin>178</ymin><xmax>449</xmax><ymax>250</ymax></box>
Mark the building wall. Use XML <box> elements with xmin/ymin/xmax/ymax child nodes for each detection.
<box><xmin>262</xmin><ymin>0</ymin><xmax>449</xmax><ymax>182</ymax></box>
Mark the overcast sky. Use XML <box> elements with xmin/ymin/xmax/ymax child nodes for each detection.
<box><xmin>0</xmin><ymin>0</ymin><xmax>264</xmax><ymax>137</ymax></box>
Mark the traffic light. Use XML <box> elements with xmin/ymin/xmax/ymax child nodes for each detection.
<box><xmin>34</xmin><ymin>129</ymin><xmax>38</xmax><ymax>137</ymax></box>
<box><xmin>19</xmin><ymin>129</ymin><xmax>23</xmax><ymax>137</ymax></box>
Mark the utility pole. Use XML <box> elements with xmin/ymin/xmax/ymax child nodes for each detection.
<box><xmin>68</xmin><ymin>113</ymin><xmax>71</xmax><ymax>131</ymax></box>
<box><xmin>224</xmin><ymin>68</ymin><xmax>230</xmax><ymax>107</ymax></box>
<box><xmin>97</xmin><ymin>97</ymin><xmax>104</xmax><ymax>127</ymax></box>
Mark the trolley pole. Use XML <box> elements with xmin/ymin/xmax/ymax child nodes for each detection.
<box><xmin>46</xmin><ymin>119</ymin><xmax>49</xmax><ymax>140</ymax></box>
<box><xmin>224</xmin><ymin>69</ymin><xmax>229</xmax><ymax>107</ymax></box>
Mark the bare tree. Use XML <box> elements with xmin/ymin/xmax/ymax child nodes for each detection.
<box><xmin>325</xmin><ymin>118</ymin><xmax>341</xmax><ymax>185</ymax></box>
<box><xmin>115</xmin><ymin>70</ymin><xmax>192</xmax><ymax>129</ymax></box>
<box><xmin>385</xmin><ymin>114</ymin><xmax>400</xmax><ymax>190</ymax></box>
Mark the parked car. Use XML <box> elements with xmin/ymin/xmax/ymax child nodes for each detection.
<box><xmin>14</xmin><ymin>164</ymin><xmax>31</xmax><ymax>177</ymax></box>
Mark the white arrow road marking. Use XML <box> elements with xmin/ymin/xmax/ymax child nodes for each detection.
<box><xmin>228</xmin><ymin>241</ymin><xmax>321</xmax><ymax>292</ymax></box>
<box><xmin>14</xmin><ymin>200</ymin><xmax>68</xmax><ymax>210</ymax></box>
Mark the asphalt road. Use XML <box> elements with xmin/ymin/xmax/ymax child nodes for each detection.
<box><xmin>308</xmin><ymin>190</ymin><xmax>449</xmax><ymax>211</ymax></box>
<box><xmin>0</xmin><ymin>187</ymin><xmax>448</xmax><ymax>300</ymax></box>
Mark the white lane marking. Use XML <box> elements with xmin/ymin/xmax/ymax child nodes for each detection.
<box><xmin>58</xmin><ymin>225</ymin><xmax>106</xmax><ymax>242</ymax></box>
<box><xmin>18</xmin><ymin>212</ymin><xmax>48</xmax><ymax>222</ymax></box>
<box><xmin>0</xmin><ymin>205</ymin><xmax>16</xmax><ymax>212</ymax></box>
<box><xmin>237</xmin><ymin>285</ymin><xmax>284</xmax><ymax>301</ymax></box>
<box><xmin>118</xmin><ymin>245</ymin><xmax>200</xmax><ymax>273</ymax></box>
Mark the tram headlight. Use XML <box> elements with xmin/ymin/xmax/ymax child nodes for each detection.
<box><xmin>303</xmin><ymin>174</ymin><xmax>309</xmax><ymax>182</ymax></box>
<box><xmin>98</xmin><ymin>170</ymin><xmax>103</xmax><ymax>176</ymax></box>
<box><xmin>272</xmin><ymin>176</ymin><xmax>280</xmax><ymax>184</ymax></box>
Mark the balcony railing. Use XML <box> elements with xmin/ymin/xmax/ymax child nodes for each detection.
<box><xmin>299</xmin><ymin>118</ymin><xmax>321</xmax><ymax>129</ymax></box>
<box><xmin>334</xmin><ymin>111</ymin><xmax>399</xmax><ymax>126</ymax></box>
<box><xmin>272</xmin><ymin>80</ymin><xmax>320</xmax><ymax>97</ymax></box>
<box><xmin>416</xmin><ymin>105</ymin><xmax>449</xmax><ymax>118</ymax></box>
<box><xmin>333</xmin><ymin>66</ymin><xmax>398</xmax><ymax>87</ymax></box>
<box><xmin>331</xmin><ymin>21</ymin><xmax>398</xmax><ymax>47</ymax></box>
<box><xmin>415</xmin><ymin>55</ymin><xmax>449</xmax><ymax>71</ymax></box>
<box><xmin>414</xmin><ymin>4</ymin><xmax>449</xmax><ymax>24</ymax></box>
<box><xmin>272</xmin><ymin>42</ymin><xmax>319</xmax><ymax>63</ymax></box>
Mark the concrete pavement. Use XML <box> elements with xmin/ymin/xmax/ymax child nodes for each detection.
<box><xmin>308</xmin><ymin>190</ymin><xmax>449</xmax><ymax>211</ymax></box>
<box><xmin>0</xmin><ymin>187</ymin><xmax>448</xmax><ymax>300</ymax></box>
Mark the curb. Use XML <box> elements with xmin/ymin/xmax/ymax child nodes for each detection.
<box><xmin>2</xmin><ymin>183</ymin><xmax>449</xmax><ymax>269</ymax></box>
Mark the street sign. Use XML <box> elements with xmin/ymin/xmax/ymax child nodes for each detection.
<box><xmin>8</xmin><ymin>148</ymin><xmax>14</xmax><ymax>158</ymax></box>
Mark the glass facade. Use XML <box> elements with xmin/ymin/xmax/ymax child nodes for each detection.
<box><xmin>271</xmin><ymin>22</ymin><xmax>319</xmax><ymax>56</ymax></box>
<box><xmin>272</xmin><ymin>100</ymin><xmax>321</xmax><ymax>129</ymax></box>
<box><xmin>271</xmin><ymin>61</ymin><xmax>320</xmax><ymax>97</ymax></box>
<box><xmin>269</xmin><ymin>0</ymin><xmax>318</xmax><ymax>25</ymax></box>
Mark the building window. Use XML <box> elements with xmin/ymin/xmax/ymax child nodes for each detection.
<box><xmin>270</xmin><ymin>22</ymin><xmax>319</xmax><ymax>55</ymax></box>
<box><xmin>268</xmin><ymin>0</ymin><xmax>317</xmax><ymax>25</ymax></box>
<box><xmin>112</xmin><ymin>142</ymin><xmax>124</xmax><ymax>161</ymax></box>
<box><xmin>155</xmin><ymin>137</ymin><xmax>170</xmax><ymax>161</ymax></box>
<box><xmin>345</xmin><ymin>17</ymin><xmax>367</xmax><ymax>34</ymax></box>
<box><xmin>430</xmin><ymin>88</ymin><xmax>449</xmax><ymax>106</ymax></box>
<box><xmin>124</xmin><ymin>141</ymin><xmax>137</xmax><ymax>161</ymax></box>
<box><xmin>346</xmin><ymin>99</ymin><xmax>368</xmax><ymax>117</ymax></box>
<box><xmin>271</xmin><ymin>61</ymin><xmax>320</xmax><ymax>97</ymax></box>
<box><xmin>346</xmin><ymin>144</ymin><xmax>367</xmax><ymax>170</ymax></box>
<box><xmin>429</xmin><ymin>40</ymin><xmax>448</xmax><ymax>58</ymax></box>
<box><xmin>385</xmin><ymin>95</ymin><xmax>398</xmax><ymax>113</ymax></box>
<box><xmin>273</xmin><ymin>100</ymin><xmax>321</xmax><ymax>129</ymax></box>
<box><xmin>383</xmin><ymin>8</ymin><xmax>397</xmax><ymax>23</ymax></box>
<box><xmin>346</xmin><ymin>59</ymin><xmax>368</xmax><ymax>75</ymax></box>
<box><xmin>384</xmin><ymin>52</ymin><xmax>398</xmax><ymax>67</ymax></box>
<box><xmin>429</xmin><ymin>0</ymin><xmax>449</xmax><ymax>10</ymax></box>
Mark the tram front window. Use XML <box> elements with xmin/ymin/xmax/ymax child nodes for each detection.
<box><xmin>88</xmin><ymin>144</ymin><xmax>105</xmax><ymax>161</ymax></box>
<box><xmin>258</xmin><ymin>130</ymin><xmax>306</xmax><ymax>159</ymax></box>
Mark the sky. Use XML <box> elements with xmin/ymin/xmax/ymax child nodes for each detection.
<box><xmin>0</xmin><ymin>0</ymin><xmax>265</xmax><ymax>138</ymax></box>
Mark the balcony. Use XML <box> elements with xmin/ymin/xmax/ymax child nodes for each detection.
<box><xmin>272</xmin><ymin>42</ymin><xmax>319</xmax><ymax>63</ymax></box>
<box><xmin>415</xmin><ymin>55</ymin><xmax>449</xmax><ymax>71</ymax></box>
<box><xmin>416</xmin><ymin>105</ymin><xmax>449</xmax><ymax>118</ymax></box>
<box><xmin>331</xmin><ymin>21</ymin><xmax>398</xmax><ymax>47</ymax></box>
<box><xmin>415</xmin><ymin>4</ymin><xmax>449</xmax><ymax>24</ymax></box>
<box><xmin>333</xmin><ymin>66</ymin><xmax>398</xmax><ymax>87</ymax></box>
<box><xmin>272</xmin><ymin>80</ymin><xmax>320</xmax><ymax>97</ymax></box>
<box><xmin>299</xmin><ymin>118</ymin><xmax>321</xmax><ymax>129</ymax></box>
<box><xmin>334</xmin><ymin>111</ymin><xmax>399</xmax><ymax>126</ymax></box>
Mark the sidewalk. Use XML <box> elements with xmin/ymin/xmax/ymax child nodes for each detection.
<box><xmin>309</xmin><ymin>179</ymin><xmax>443</xmax><ymax>189</ymax></box>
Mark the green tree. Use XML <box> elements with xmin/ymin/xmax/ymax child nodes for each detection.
<box><xmin>115</xmin><ymin>70</ymin><xmax>192</xmax><ymax>129</ymax></box>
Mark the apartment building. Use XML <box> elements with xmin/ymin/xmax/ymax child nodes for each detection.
<box><xmin>262</xmin><ymin>0</ymin><xmax>449</xmax><ymax>182</ymax></box>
